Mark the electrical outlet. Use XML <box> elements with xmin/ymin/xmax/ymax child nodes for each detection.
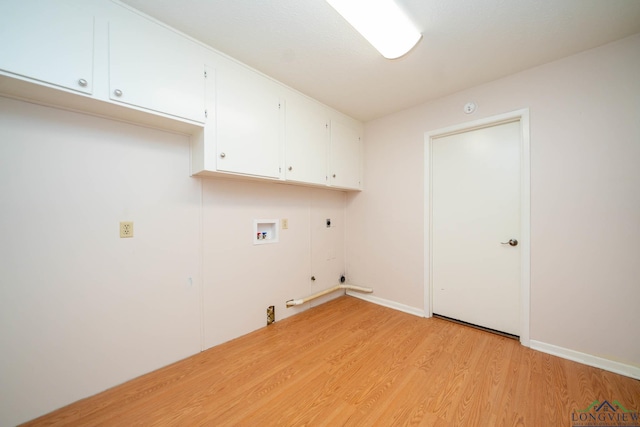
<box><xmin>281</xmin><ymin>218</ymin><xmax>289</xmax><ymax>229</ymax></box>
<box><xmin>120</xmin><ymin>221</ymin><xmax>134</xmax><ymax>238</ymax></box>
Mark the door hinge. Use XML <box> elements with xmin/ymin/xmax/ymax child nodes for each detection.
<box><xmin>204</xmin><ymin>70</ymin><xmax>208</xmax><ymax>78</ymax></box>
<box><xmin>204</xmin><ymin>109</ymin><xmax>208</xmax><ymax>118</ymax></box>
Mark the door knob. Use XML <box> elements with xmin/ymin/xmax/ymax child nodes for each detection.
<box><xmin>501</xmin><ymin>239</ymin><xmax>518</xmax><ymax>246</ymax></box>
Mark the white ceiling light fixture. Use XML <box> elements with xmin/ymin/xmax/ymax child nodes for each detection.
<box><xmin>326</xmin><ymin>0</ymin><xmax>422</xmax><ymax>59</ymax></box>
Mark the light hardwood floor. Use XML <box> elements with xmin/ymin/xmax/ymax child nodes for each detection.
<box><xmin>24</xmin><ymin>296</ymin><xmax>640</xmax><ymax>426</ymax></box>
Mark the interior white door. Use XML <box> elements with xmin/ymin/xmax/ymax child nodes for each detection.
<box><xmin>431</xmin><ymin>120</ymin><xmax>521</xmax><ymax>336</ymax></box>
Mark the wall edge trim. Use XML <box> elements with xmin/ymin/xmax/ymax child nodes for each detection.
<box><xmin>345</xmin><ymin>291</ymin><xmax>425</xmax><ymax>317</ymax></box>
<box><xmin>529</xmin><ymin>340</ymin><xmax>640</xmax><ymax>380</ymax></box>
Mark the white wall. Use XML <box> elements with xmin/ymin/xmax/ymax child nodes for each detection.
<box><xmin>201</xmin><ymin>179</ymin><xmax>347</xmax><ymax>348</ymax></box>
<box><xmin>2</xmin><ymin>26</ymin><xmax>637</xmax><ymax>427</ymax></box>
<box><xmin>0</xmin><ymin>97</ymin><xmax>347</xmax><ymax>426</ymax></box>
<box><xmin>346</xmin><ymin>34</ymin><xmax>640</xmax><ymax>369</ymax></box>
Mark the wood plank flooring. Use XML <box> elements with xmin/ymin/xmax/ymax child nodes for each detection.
<box><xmin>23</xmin><ymin>296</ymin><xmax>640</xmax><ymax>426</ymax></box>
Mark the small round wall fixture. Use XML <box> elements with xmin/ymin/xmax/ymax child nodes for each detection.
<box><xmin>464</xmin><ymin>102</ymin><xmax>477</xmax><ymax>114</ymax></box>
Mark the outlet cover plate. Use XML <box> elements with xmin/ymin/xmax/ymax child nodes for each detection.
<box><xmin>120</xmin><ymin>221</ymin><xmax>134</xmax><ymax>238</ymax></box>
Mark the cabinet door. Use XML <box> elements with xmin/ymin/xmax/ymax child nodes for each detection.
<box><xmin>109</xmin><ymin>14</ymin><xmax>205</xmax><ymax>123</ymax></box>
<box><xmin>0</xmin><ymin>0</ymin><xmax>94</xmax><ymax>94</ymax></box>
<box><xmin>216</xmin><ymin>63</ymin><xmax>281</xmax><ymax>179</ymax></box>
<box><xmin>284</xmin><ymin>96</ymin><xmax>328</xmax><ymax>186</ymax></box>
<box><xmin>329</xmin><ymin>119</ymin><xmax>362</xmax><ymax>190</ymax></box>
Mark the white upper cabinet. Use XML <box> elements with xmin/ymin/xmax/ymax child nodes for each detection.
<box><xmin>108</xmin><ymin>13</ymin><xmax>206</xmax><ymax>123</ymax></box>
<box><xmin>329</xmin><ymin>118</ymin><xmax>363</xmax><ymax>190</ymax></box>
<box><xmin>0</xmin><ymin>0</ymin><xmax>363</xmax><ymax>190</ymax></box>
<box><xmin>0</xmin><ymin>0</ymin><xmax>94</xmax><ymax>95</ymax></box>
<box><xmin>215</xmin><ymin>61</ymin><xmax>282</xmax><ymax>179</ymax></box>
<box><xmin>284</xmin><ymin>95</ymin><xmax>329</xmax><ymax>186</ymax></box>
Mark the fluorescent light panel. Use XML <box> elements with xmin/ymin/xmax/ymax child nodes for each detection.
<box><xmin>327</xmin><ymin>0</ymin><xmax>422</xmax><ymax>59</ymax></box>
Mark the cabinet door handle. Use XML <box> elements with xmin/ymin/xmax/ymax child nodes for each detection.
<box><xmin>332</xmin><ymin>174</ymin><xmax>336</xmax><ymax>178</ymax></box>
<box><xmin>288</xmin><ymin>166</ymin><xmax>293</xmax><ymax>171</ymax></box>
<box><xmin>78</xmin><ymin>78</ymin><xmax>88</xmax><ymax>87</ymax></box>
<box><xmin>220</xmin><ymin>152</ymin><xmax>226</xmax><ymax>158</ymax></box>
<box><xmin>114</xmin><ymin>89</ymin><xmax>123</xmax><ymax>97</ymax></box>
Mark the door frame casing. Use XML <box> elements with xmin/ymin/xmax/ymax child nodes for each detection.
<box><xmin>424</xmin><ymin>109</ymin><xmax>531</xmax><ymax>346</ymax></box>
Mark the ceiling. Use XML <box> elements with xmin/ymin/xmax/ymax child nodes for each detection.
<box><xmin>120</xmin><ymin>0</ymin><xmax>640</xmax><ymax>122</ymax></box>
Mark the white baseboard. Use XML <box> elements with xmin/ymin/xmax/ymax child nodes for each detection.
<box><xmin>346</xmin><ymin>291</ymin><xmax>425</xmax><ymax>318</ymax></box>
<box><xmin>346</xmin><ymin>292</ymin><xmax>639</xmax><ymax>380</ymax></box>
<box><xmin>530</xmin><ymin>340</ymin><xmax>640</xmax><ymax>380</ymax></box>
